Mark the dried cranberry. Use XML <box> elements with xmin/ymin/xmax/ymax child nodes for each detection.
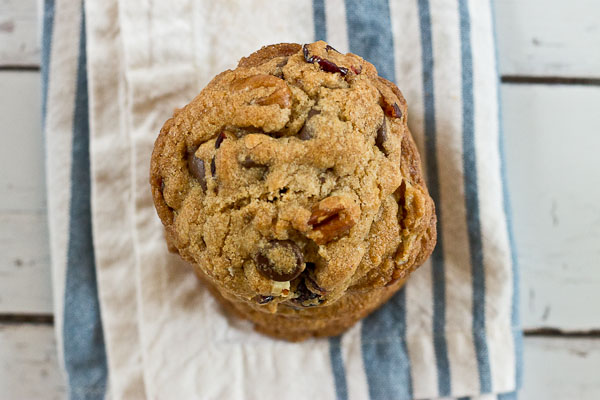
<box><xmin>350</xmin><ymin>65</ymin><xmax>362</xmax><ymax>75</ymax></box>
<box><xmin>302</xmin><ymin>44</ymin><xmax>348</xmax><ymax>76</ymax></box>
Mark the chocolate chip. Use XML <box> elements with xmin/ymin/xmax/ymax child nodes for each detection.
<box><xmin>215</xmin><ymin>132</ymin><xmax>226</xmax><ymax>149</ymax></box>
<box><xmin>307</xmin><ymin>108</ymin><xmax>320</xmax><ymax>118</ymax></box>
<box><xmin>297</xmin><ymin>109</ymin><xmax>320</xmax><ymax>140</ymax></box>
<box><xmin>375</xmin><ymin>118</ymin><xmax>388</xmax><ymax>154</ymax></box>
<box><xmin>256</xmin><ymin>240</ymin><xmax>305</xmax><ymax>282</ymax></box>
<box><xmin>187</xmin><ymin>152</ymin><xmax>207</xmax><ymax>191</ymax></box>
<box><xmin>253</xmin><ymin>295</ymin><xmax>274</xmax><ymax>304</ymax></box>
<box><xmin>302</xmin><ymin>44</ymin><xmax>348</xmax><ymax>76</ymax></box>
<box><xmin>210</xmin><ymin>156</ymin><xmax>216</xmax><ymax>177</ymax></box>
<box><xmin>241</xmin><ymin>156</ymin><xmax>264</xmax><ymax>168</ymax></box>
<box><xmin>298</xmin><ymin>125</ymin><xmax>312</xmax><ymax>141</ymax></box>
<box><xmin>392</xmin><ymin>103</ymin><xmax>402</xmax><ymax>118</ymax></box>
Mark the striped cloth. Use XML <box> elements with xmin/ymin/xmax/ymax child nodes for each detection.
<box><xmin>43</xmin><ymin>0</ymin><xmax>522</xmax><ymax>399</ymax></box>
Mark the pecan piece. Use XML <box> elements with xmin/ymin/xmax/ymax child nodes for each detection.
<box><xmin>231</xmin><ymin>74</ymin><xmax>292</xmax><ymax>108</ymax></box>
<box><xmin>307</xmin><ymin>195</ymin><xmax>359</xmax><ymax>244</ymax></box>
<box><xmin>253</xmin><ymin>86</ymin><xmax>292</xmax><ymax>108</ymax></box>
<box><xmin>372</xmin><ymin>77</ymin><xmax>405</xmax><ymax>119</ymax></box>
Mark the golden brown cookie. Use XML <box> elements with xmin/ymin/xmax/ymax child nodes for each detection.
<box><xmin>150</xmin><ymin>41</ymin><xmax>436</xmax><ymax>341</ymax></box>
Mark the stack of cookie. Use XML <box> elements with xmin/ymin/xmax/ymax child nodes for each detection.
<box><xmin>150</xmin><ymin>41</ymin><xmax>436</xmax><ymax>341</ymax></box>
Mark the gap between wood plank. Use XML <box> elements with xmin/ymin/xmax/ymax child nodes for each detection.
<box><xmin>0</xmin><ymin>313</ymin><xmax>53</xmax><ymax>324</ymax></box>
<box><xmin>524</xmin><ymin>328</ymin><xmax>600</xmax><ymax>338</ymax></box>
<box><xmin>2</xmin><ymin>313</ymin><xmax>600</xmax><ymax>340</ymax></box>
<box><xmin>0</xmin><ymin>65</ymin><xmax>41</xmax><ymax>72</ymax></box>
<box><xmin>2</xmin><ymin>66</ymin><xmax>600</xmax><ymax>86</ymax></box>
<box><xmin>502</xmin><ymin>75</ymin><xmax>600</xmax><ymax>86</ymax></box>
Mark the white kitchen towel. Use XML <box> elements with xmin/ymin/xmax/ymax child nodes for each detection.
<box><xmin>43</xmin><ymin>0</ymin><xmax>522</xmax><ymax>399</ymax></box>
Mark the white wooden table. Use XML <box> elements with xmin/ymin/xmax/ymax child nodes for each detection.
<box><xmin>1</xmin><ymin>0</ymin><xmax>599</xmax><ymax>398</ymax></box>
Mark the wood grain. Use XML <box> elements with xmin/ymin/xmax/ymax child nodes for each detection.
<box><xmin>495</xmin><ymin>0</ymin><xmax>600</xmax><ymax>78</ymax></box>
<box><xmin>0</xmin><ymin>211</ymin><xmax>53</xmax><ymax>314</ymax></box>
<box><xmin>521</xmin><ymin>337</ymin><xmax>600</xmax><ymax>399</ymax></box>
<box><xmin>0</xmin><ymin>323</ymin><xmax>66</xmax><ymax>399</ymax></box>
<box><xmin>502</xmin><ymin>84</ymin><xmax>600</xmax><ymax>331</ymax></box>
<box><xmin>2</xmin><ymin>326</ymin><xmax>598</xmax><ymax>400</ymax></box>
<box><xmin>0</xmin><ymin>71</ymin><xmax>52</xmax><ymax>314</ymax></box>
<box><xmin>1</xmin><ymin>2</ymin><xmax>599</xmax><ymax>397</ymax></box>
<box><xmin>0</xmin><ymin>71</ymin><xmax>45</xmax><ymax>212</ymax></box>
<box><xmin>0</xmin><ymin>0</ymin><xmax>40</xmax><ymax>67</ymax></box>
<box><xmin>2</xmin><ymin>0</ymin><xmax>600</xmax><ymax>78</ymax></box>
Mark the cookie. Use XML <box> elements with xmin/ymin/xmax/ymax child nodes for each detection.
<box><xmin>150</xmin><ymin>41</ymin><xmax>436</xmax><ymax>341</ymax></box>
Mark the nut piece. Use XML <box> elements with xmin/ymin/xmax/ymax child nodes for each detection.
<box><xmin>307</xmin><ymin>195</ymin><xmax>359</xmax><ymax>245</ymax></box>
<box><xmin>372</xmin><ymin>77</ymin><xmax>404</xmax><ymax>119</ymax></box>
<box><xmin>253</xmin><ymin>86</ymin><xmax>292</xmax><ymax>108</ymax></box>
<box><xmin>231</xmin><ymin>74</ymin><xmax>292</xmax><ymax>108</ymax></box>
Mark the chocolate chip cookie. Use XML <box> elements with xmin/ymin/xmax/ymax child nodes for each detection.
<box><xmin>150</xmin><ymin>41</ymin><xmax>436</xmax><ymax>341</ymax></box>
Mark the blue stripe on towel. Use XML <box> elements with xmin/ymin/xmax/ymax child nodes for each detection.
<box><xmin>313</xmin><ymin>0</ymin><xmax>327</xmax><ymax>41</ymax></box>
<box><xmin>458</xmin><ymin>0</ymin><xmax>492</xmax><ymax>393</ymax></box>
<box><xmin>62</xmin><ymin>6</ymin><xmax>109</xmax><ymax>399</ymax></box>
<box><xmin>329</xmin><ymin>336</ymin><xmax>349</xmax><ymax>400</ymax></box>
<box><xmin>498</xmin><ymin>391</ymin><xmax>518</xmax><ymax>400</ymax></box>
<box><xmin>362</xmin><ymin>290</ymin><xmax>412</xmax><ymax>400</ymax></box>
<box><xmin>41</xmin><ymin>0</ymin><xmax>55</xmax><ymax>127</ymax></box>
<box><xmin>417</xmin><ymin>0</ymin><xmax>451</xmax><ymax>395</ymax></box>
<box><xmin>346</xmin><ymin>0</ymin><xmax>412</xmax><ymax>399</ymax></box>
<box><xmin>344</xmin><ymin>0</ymin><xmax>395</xmax><ymax>81</ymax></box>
<box><xmin>490</xmin><ymin>0</ymin><xmax>523</xmax><ymax>390</ymax></box>
<box><xmin>343</xmin><ymin>1</ymin><xmax>412</xmax><ymax>398</ymax></box>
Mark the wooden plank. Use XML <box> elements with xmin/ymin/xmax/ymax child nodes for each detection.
<box><xmin>0</xmin><ymin>323</ymin><xmax>66</xmax><ymax>399</ymax></box>
<box><xmin>0</xmin><ymin>0</ymin><xmax>40</xmax><ymax>67</ymax></box>
<box><xmin>521</xmin><ymin>336</ymin><xmax>600</xmax><ymax>399</ymax></box>
<box><xmin>0</xmin><ymin>0</ymin><xmax>599</xmax><ymax>79</ymax></box>
<box><xmin>0</xmin><ymin>211</ymin><xmax>53</xmax><ymax>314</ymax></box>
<box><xmin>0</xmin><ymin>71</ymin><xmax>45</xmax><ymax>212</ymax></box>
<box><xmin>2</xmin><ymin>325</ymin><xmax>599</xmax><ymax>400</ymax></box>
<box><xmin>0</xmin><ymin>71</ymin><xmax>52</xmax><ymax>314</ymax></box>
<box><xmin>502</xmin><ymin>84</ymin><xmax>600</xmax><ymax>330</ymax></box>
<box><xmin>495</xmin><ymin>0</ymin><xmax>600</xmax><ymax>78</ymax></box>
